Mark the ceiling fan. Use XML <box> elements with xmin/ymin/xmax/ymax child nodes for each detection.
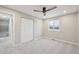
<box><xmin>33</xmin><ymin>6</ymin><xmax>57</xmax><ymax>16</ymax></box>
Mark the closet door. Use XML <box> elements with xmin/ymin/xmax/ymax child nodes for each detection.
<box><xmin>21</xmin><ymin>18</ymin><xmax>33</xmax><ymax>43</ymax></box>
<box><xmin>34</xmin><ymin>19</ymin><xmax>42</xmax><ymax>40</ymax></box>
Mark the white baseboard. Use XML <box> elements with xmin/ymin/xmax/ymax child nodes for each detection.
<box><xmin>42</xmin><ymin>36</ymin><xmax>78</xmax><ymax>46</ymax></box>
<box><xmin>53</xmin><ymin>38</ymin><xmax>78</xmax><ymax>46</ymax></box>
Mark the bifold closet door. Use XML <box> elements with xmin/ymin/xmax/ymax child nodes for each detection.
<box><xmin>21</xmin><ymin>18</ymin><xmax>33</xmax><ymax>43</ymax></box>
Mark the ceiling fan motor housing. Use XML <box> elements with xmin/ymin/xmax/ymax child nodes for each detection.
<box><xmin>43</xmin><ymin>7</ymin><xmax>46</xmax><ymax>13</ymax></box>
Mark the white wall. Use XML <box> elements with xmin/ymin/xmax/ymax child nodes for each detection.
<box><xmin>43</xmin><ymin>13</ymin><xmax>78</xmax><ymax>44</ymax></box>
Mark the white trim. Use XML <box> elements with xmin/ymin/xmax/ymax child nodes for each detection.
<box><xmin>52</xmin><ymin>38</ymin><xmax>78</xmax><ymax>46</ymax></box>
<box><xmin>42</xmin><ymin>36</ymin><xmax>78</xmax><ymax>46</ymax></box>
<box><xmin>9</xmin><ymin>15</ymin><xmax>14</xmax><ymax>46</ymax></box>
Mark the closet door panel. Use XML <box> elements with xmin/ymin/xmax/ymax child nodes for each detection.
<box><xmin>34</xmin><ymin>19</ymin><xmax>42</xmax><ymax>40</ymax></box>
<box><xmin>21</xmin><ymin>18</ymin><xmax>33</xmax><ymax>43</ymax></box>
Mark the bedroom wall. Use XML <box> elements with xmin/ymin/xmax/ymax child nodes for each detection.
<box><xmin>43</xmin><ymin>13</ymin><xmax>78</xmax><ymax>44</ymax></box>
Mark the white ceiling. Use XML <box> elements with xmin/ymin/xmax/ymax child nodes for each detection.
<box><xmin>2</xmin><ymin>5</ymin><xmax>79</xmax><ymax>19</ymax></box>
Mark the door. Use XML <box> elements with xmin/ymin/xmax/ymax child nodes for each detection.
<box><xmin>21</xmin><ymin>18</ymin><xmax>33</xmax><ymax>43</ymax></box>
<box><xmin>34</xmin><ymin>19</ymin><xmax>42</xmax><ymax>40</ymax></box>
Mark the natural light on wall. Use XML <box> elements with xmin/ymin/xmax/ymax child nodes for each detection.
<box><xmin>48</xmin><ymin>19</ymin><xmax>60</xmax><ymax>31</ymax></box>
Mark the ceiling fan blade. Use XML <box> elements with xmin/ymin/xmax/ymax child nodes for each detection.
<box><xmin>33</xmin><ymin>10</ymin><xmax>42</xmax><ymax>12</ymax></box>
<box><xmin>46</xmin><ymin>6</ymin><xmax>57</xmax><ymax>11</ymax></box>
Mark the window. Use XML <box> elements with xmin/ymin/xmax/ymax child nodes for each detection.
<box><xmin>0</xmin><ymin>14</ymin><xmax>10</xmax><ymax>37</ymax></box>
<box><xmin>48</xmin><ymin>19</ymin><xmax>60</xmax><ymax>31</ymax></box>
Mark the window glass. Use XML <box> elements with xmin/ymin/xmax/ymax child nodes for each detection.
<box><xmin>0</xmin><ymin>14</ymin><xmax>9</xmax><ymax>37</ymax></box>
<box><xmin>48</xmin><ymin>19</ymin><xmax>60</xmax><ymax>31</ymax></box>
